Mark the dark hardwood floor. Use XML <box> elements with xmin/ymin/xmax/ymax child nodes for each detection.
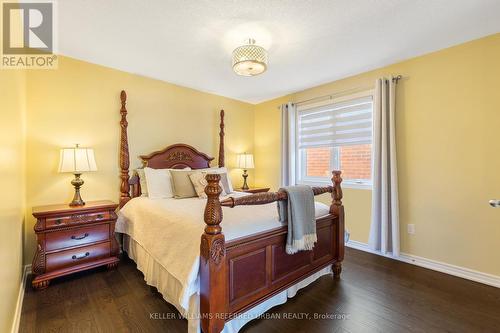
<box><xmin>20</xmin><ymin>248</ymin><xmax>500</xmax><ymax>333</ymax></box>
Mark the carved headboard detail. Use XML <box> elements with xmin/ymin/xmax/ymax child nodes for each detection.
<box><xmin>118</xmin><ymin>90</ymin><xmax>225</xmax><ymax>207</ymax></box>
<box><xmin>140</xmin><ymin>144</ymin><xmax>214</xmax><ymax>169</ymax></box>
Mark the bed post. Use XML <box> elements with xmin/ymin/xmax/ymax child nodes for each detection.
<box><xmin>119</xmin><ymin>90</ymin><xmax>131</xmax><ymax>208</ymax></box>
<box><xmin>218</xmin><ymin>110</ymin><xmax>225</xmax><ymax>167</ymax></box>
<box><xmin>331</xmin><ymin>170</ymin><xmax>344</xmax><ymax>279</ymax></box>
<box><xmin>200</xmin><ymin>174</ymin><xmax>226</xmax><ymax>333</ymax></box>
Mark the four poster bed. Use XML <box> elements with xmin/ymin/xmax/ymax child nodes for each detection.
<box><xmin>116</xmin><ymin>90</ymin><xmax>345</xmax><ymax>333</ymax></box>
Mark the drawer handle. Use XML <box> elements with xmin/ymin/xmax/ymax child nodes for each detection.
<box><xmin>71</xmin><ymin>233</ymin><xmax>89</xmax><ymax>240</ymax></box>
<box><xmin>55</xmin><ymin>219</ymin><xmax>63</xmax><ymax>225</ymax></box>
<box><xmin>96</xmin><ymin>214</ymin><xmax>104</xmax><ymax>219</ymax></box>
<box><xmin>72</xmin><ymin>252</ymin><xmax>90</xmax><ymax>260</ymax></box>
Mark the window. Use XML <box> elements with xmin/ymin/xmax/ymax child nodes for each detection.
<box><xmin>296</xmin><ymin>91</ymin><xmax>373</xmax><ymax>189</ymax></box>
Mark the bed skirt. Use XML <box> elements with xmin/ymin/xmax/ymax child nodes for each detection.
<box><xmin>123</xmin><ymin>234</ymin><xmax>332</xmax><ymax>333</ymax></box>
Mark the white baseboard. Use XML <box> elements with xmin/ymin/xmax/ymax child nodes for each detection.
<box><xmin>346</xmin><ymin>240</ymin><xmax>500</xmax><ymax>289</ymax></box>
<box><xmin>397</xmin><ymin>253</ymin><xmax>500</xmax><ymax>288</ymax></box>
<box><xmin>346</xmin><ymin>239</ymin><xmax>390</xmax><ymax>256</ymax></box>
<box><xmin>11</xmin><ymin>264</ymin><xmax>31</xmax><ymax>333</ymax></box>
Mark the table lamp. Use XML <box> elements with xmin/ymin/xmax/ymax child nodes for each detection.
<box><xmin>58</xmin><ymin>144</ymin><xmax>98</xmax><ymax>206</ymax></box>
<box><xmin>236</xmin><ymin>152</ymin><xmax>254</xmax><ymax>190</ymax></box>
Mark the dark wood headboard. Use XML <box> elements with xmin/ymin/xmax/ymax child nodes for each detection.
<box><xmin>118</xmin><ymin>90</ymin><xmax>226</xmax><ymax>207</ymax></box>
<box><xmin>139</xmin><ymin>144</ymin><xmax>214</xmax><ymax>169</ymax></box>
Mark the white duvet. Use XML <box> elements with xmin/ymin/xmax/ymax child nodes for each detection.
<box><xmin>116</xmin><ymin>192</ymin><xmax>330</xmax><ymax>313</ymax></box>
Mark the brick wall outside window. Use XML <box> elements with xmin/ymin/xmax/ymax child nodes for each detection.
<box><xmin>339</xmin><ymin>144</ymin><xmax>372</xmax><ymax>180</ymax></box>
<box><xmin>306</xmin><ymin>147</ymin><xmax>331</xmax><ymax>177</ymax></box>
<box><xmin>305</xmin><ymin>144</ymin><xmax>372</xmax><ymax>180</ymax></box>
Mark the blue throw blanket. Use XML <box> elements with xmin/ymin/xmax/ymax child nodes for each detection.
<box><xmin>277</xmin><ymin>185</ymin><xmax>317</xmax><ymax>254</ymax></box>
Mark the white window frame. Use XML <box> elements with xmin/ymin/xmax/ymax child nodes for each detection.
<box><xmin>295</xmin><ymin>90</ymin><xmax>374</xmax><ymax>190</ymax></box>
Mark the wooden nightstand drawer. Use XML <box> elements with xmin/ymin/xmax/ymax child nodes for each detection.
<box><xmin>32</xmin><ymin>200</ymin><xmax>120</xmax><ymax>290</ymax></box>
<box><xmin>45</xmin><ymin>224</ymin><xmax>110</xmax><ymax>251</ymax></box>
<box><xmin>45</xmin><ymin>211</ymin><xmax>111</xmax><ymax>229</ymax></box>
<box><xmin>46</xmin><ymin>241</ymin><xmax>111</xmax><ymax>272</ymax></box>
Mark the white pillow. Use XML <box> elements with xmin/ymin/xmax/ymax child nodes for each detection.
<box><xmin>199</xmin><ymin>167</ymin><xmax>234</xmax><ymax>193</ymax></box>
<box><xmin>143</xmin><ymin>167</ymin><xmax>191</xmax><ymax>199</ymax></box>
<box><xmin>144</xmin><ymin>167</ymin><xmax>173</xmax><ymax>199</ymax></box>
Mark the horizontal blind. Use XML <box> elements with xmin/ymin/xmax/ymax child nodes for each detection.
<box><xmin>298</xmin><ymin>96</ymin><xmax>373</xmax><ymax>149</ymax></box>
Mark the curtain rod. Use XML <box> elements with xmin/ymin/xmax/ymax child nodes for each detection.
<box><xmin>294</xmin><ymin>85</ymin><xmax>373</xmax><ymax>107</ymax></box>
<box><xmin>277</xmin><ymin>75</ymin><xmax>404</xmax><ymax>109</ymax></box>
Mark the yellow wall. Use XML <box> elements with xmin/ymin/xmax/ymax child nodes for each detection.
<box><xmin>254</xmin><ymin>96</ymin><xmax>290</xmax><ymax>190</ymax></box>
<box><xmin>0</xmin><ymin>69</ymin><xmax>26</xmax><ymax>331</ymax></box>
<box><xmin>24</xmin><ymin>56</ymin><xmax>254</xmax><ymax>264</ymax></box>
<box><xmin>255</xmin><ymin>33</ymin><xmax>500</xmax><ymax>276</ymax></box>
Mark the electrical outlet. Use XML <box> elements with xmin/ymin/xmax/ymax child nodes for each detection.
<box><xmin>407</xmin><ymin>224</ymin><xmax>415</xmax><ymax>234</ymax></box>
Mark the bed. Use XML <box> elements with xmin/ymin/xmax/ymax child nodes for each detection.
<box><xmin>116</xmin><ymin>90</ymin><xmax>345</xmax><ymax>333</ymax></box>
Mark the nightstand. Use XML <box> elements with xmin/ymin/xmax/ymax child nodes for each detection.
<box><xmin>235</xmin><ymin>187</ymin><xmax>270</xmax><ymax>194</ymax></box>
<box><xmin>31</xmin><ymin>200</ymin><xmax>120</xmax><ymax>290</ymax></box>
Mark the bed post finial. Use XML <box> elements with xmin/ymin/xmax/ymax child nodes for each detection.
<box><xmin>331</xmin><ymin>170</ymin><xmax>344</xmax><ymax>278</ymax></box>
<box><xmin>203</xmin><ymin>174</ymin><xmax>223</xmax><ymax>235</ymax></box>
<box><xmin>331</xmin><ymin>170</ymin><xmax>343</xmax><ymax>216</ymax></box>
<box><xmin>119</xmin><ymin>90</ymin><xmax>131</xmax><ymax>208</ymax></box>
<box><xmin>218</xmin><ymin>109</ymin><xmax>225</xmax><ymax>167</ymax></box>
<box><xmin>200</xmin><ymin>174</ymin><xmax>226</xmax><ymax>333</ymax></box>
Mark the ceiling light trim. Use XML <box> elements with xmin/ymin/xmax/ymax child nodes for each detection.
<box><xmin>232</xmin><ymin>38</ymin><xmax>268</xmax><ymax>77</ymax></box>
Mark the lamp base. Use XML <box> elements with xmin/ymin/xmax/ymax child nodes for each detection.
<box><xmin>69</xmin><ymin>174</ymin><xmax>85</xmax><ymax>207</ymax></box>
<box><xmin>241</xmin><ymin>170</ymin><xmax>249</xmax><ymax>190</ymax></box>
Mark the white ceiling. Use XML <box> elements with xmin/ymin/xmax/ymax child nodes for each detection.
<box><xmin>57</xmin><ymin>0</ymin><xmax>500</xmax><ymax>104</ymax></box>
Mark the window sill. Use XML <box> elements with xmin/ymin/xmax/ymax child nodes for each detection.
<box><xmin>342</xmin><ymin>182</ymin><xmax>372</xmax><ymax>190</ymax></box>
<box><xmin>298</xmin><ymin>180</ymin><xmax>372</xmax><ymax>190</ymax></box>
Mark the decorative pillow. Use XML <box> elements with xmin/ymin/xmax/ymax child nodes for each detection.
<box><xmin>218</xmin><ymin>172</ymin><xmax>233</xmax><ymax>194</ymax></box>
<box><xmin>198</xmin><ymin>167</ymin><xmax>234</xmax><ymax>193</ymax></box>
<box><xmin>144</xmin><ymin>167</ymin><xmax>173</xmax><ymax>199</ymax></box>
<box><xmin>170</xmin><ymin>169</ymin><xmax>197</xmax><ymax>198</ymax></box>
<box><xmin>189</xmin><ymin>171</ymin><xmax>227</xmax><ymax>198</ymax></box>
<box><xmin>135</xmin><ymin>168</ymin><xmax>148</xmax><ymax>197</ymax></box>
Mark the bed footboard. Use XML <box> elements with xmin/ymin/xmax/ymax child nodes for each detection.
<box><xmin>200</xmin><ymin>172</ymin><xmax>344</xmax><ymax>333</ymax></box>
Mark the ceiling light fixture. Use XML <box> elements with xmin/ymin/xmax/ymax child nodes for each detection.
<box><xmin>232</xmin><ymin>38</ymin><xmax>268</xmax><ymax>77</ymax></box>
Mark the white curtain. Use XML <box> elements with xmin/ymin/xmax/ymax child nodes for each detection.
<box><xmin>368</xmin><ymin>77</ymin><xmax>400</xmax><ymax>256</ymax></box>
<box><xmin>280</xmin><ymin>102</ymin><xmax>296</xmax><ymax>187</ymax></box>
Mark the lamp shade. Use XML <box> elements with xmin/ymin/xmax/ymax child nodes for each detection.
<box><xmin>236</xmin><ymin>153</ymin><xmax>254</xmax><ymax>169</ymax></box>
<box><xmin>58</xmin><ymin>145</ymin><xmax>97</xmax><ymax>173</ymax></box>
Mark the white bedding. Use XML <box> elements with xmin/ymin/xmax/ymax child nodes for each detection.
<box><xmin>116</xmin><ymin>193</ymin><xmax>331</xmax><ymax>332</ymax></box>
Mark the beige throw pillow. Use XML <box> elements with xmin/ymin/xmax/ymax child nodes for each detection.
<box><xmin>198</xmin><ymin>167</ymin><xmax>234</xmax><ymax>193</ymax></box>
<box><xmin>135</xmin><ymin>168</ymin><xmax>148</xmax><ymax>196</ymax></box>
<box><xmin>170</xmin><ymin>169</ymin><xmax>197</xmax><ymax>198</ymax></box>
<box><xmin>218</xmin><ymin>172</ymin><xmax>233</xmax><ymax>194</ymax></box>
<box><xmin>189</xmin><ymin>171</ymin><xmax>228</xmax><ymax>199</ymax></box>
